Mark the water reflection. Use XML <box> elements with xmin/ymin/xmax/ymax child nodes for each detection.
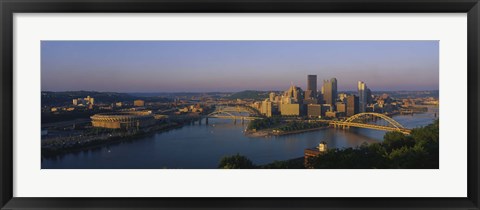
<box><xmin>42</xmin><ymin>107</ymin><xmax>438</xmax><ymax>169</ymax></box>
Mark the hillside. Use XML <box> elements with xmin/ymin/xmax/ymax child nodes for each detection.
<box><xmin>227</xmin><ymin>90</ymin><xmax>271</xmax><ymax>100</ymax></box>
<box><xmin>41</xmin><ymin>91</ymin><xmax>171</xmax><ymax>106</ymax></box>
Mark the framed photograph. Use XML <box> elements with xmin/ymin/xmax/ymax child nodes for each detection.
<box><xmin>1</xmin><ymin>0</ymin><xmax>479</xmax><ymax>209</ymax></box>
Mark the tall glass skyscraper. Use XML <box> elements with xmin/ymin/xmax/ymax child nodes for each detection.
<box><xmin>331</xmin><ymin>78</ymin><xmax>337</xmax><ymax>103</ymax></box>
<box><xmin>306</xmin><ymin>75</ymin><xmax>317</xmax><ymax>99</ymax></box>
<box><xmin>358</xmin><ymin>81</ymin><xmax>367</xmax><ymax>112</ymax></box>
<box><xmin>323</xmin><ymin>78</ymin><xmax>337</xmax><ymax>105</ymax></box>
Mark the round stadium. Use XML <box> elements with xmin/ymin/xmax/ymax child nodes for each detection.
<box><xmin>90</xmin><ymin>111</ymin><xmax>155</xmax><ymax>129</ymax></box>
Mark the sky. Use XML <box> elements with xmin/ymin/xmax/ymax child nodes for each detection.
<box><xmin>41</xmin><ymin>41</ymin><xmax>439</xmax><ymax>93</ymax></box>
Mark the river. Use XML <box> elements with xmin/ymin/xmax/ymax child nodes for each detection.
<box><xmin>42</xmin><ymin>107</ymin><xmax>438</xmax><ymax>169</ymax></box>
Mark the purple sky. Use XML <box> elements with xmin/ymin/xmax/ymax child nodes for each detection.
<box><xmin>41</xmin><ymin>41</ymin><xmax>439</xmax><ymax>92</ymax></box>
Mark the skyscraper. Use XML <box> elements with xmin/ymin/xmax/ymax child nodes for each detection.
<box><xmin>346</xmin><ymin>95</ymin><xmax>359</xmax><ymax>116</ymax></box>
<box><xmin>305</xmin><ymin>75</ymin><xmax>317</xmax><ymax>99</ymax></box>
<box><xmin>284</xmin><ymin>84</ymin><xmax>303</xmax><ymax>104</ymax></box>
<box><xmin>358</xmin><ymin>81</ymin><xmax>367</xmax><ymax>113</ymax></box>
<box><xmin>261</xmin><ymin>99</ymin><xmax>273</xmax><ymax>117</ymax></box>
<box><xmin>269</xmin><ymin>92</ymin><xmax>276</xmax><ymax>102</ymax></box>
<box><xmin>331</xmin><ymin>78</ymin><xmax>337</xmax><ymax>104</ymax></box>
<box><xmin>323</xmin><ymin>80</ymin><xmax>331</xmax><ymax>105</ymax></box>
<box><xmin>323</xmin><ymin>78</ymin><xmax>337</xmax><ymax>106</ymax></box>
<box><xmin>319</xmin><ymin>86</ymin><xmax>325</xmax><ymax>104</ymax></box>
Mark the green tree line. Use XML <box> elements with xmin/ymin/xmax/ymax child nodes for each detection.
<box><xmin>307</xmin><ymin>119</ymin><xmax>439</xmax><ymax>169</ymax></box>
<box><xmin>247</xmin><ymin>117</ymin><xmax>281</xmax><ymax>131</ymax></box>
<box><xmin>278</xmin><ymin>121</ymin><xmax>329</xmax><ymax>132</ymax></box>
<box><xmin>220</xmin><ymin>120</ymin><xmax>439</xmax><ymax>169</ymax></box>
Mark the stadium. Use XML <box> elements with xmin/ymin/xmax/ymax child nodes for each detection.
<box><xmin>90</xmin><ymin>111</ymin><xmax>156</xmax><ymax>129</ymax></box>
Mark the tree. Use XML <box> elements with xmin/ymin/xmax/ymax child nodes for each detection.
<box><xmin>247</xmin><ymin>117</ymin><xmax>281</xmax><ymax>131</ymax></box>
<box><xmin>308</xmin><ymin>120</ymin><xmax>439</xmax><ymax>169</ymax></box>
<box><xmin>218</xmin><ymin>154</ymin><xmax>255</xmax><ymax>169</ymax></box>
<box><xmin>389</xmin><ymin>144</ymin><xmax>429</xmax><ymax>168</ymax></box>
<box><xmin>382</xmin><ymin>131</ymin><xmax>415</xmax><ymax>152</ymax></box>
<box><xmin>411</xmin><ymin>119</ymin><xmax>439</xmax><ymax>144</ymax></box>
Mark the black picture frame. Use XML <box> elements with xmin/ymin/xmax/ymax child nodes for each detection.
<box><xmin>1</xmin><ymin>0</ymin><xmax>479</xmax><ymax>209</ymax></box>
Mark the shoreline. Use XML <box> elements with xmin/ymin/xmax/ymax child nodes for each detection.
<box><xmin>245</xmin><ymin>126</ymin><xmax>330</xmax><ymax>138</ymax></box>
<box><xmin>41</xmin><ymin>122</ymin><xmax>185</xmax><ymax>157</ymax></box>
<box><xmin>273</xmin><ymin>126</ymin><xmax>330</xmax><ymax>136</ymax></box>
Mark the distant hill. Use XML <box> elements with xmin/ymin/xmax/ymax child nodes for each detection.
<box><xmin>227</xmin><ymin>90</ymin><xmax>271</xmax><ymax>100</ymax></box>
<box><xmin>41</xmin><ymin>91</ymin><xmax>171</xmax><ymax>107</ymax></box>
<box><xmin>340</xmin><ymin>90</ymin><xmax>439</xmax><ymax>99</ymax></box>
<box><xmin>380</xmin><ymin>90</ymin><xmax>439</xmax><ymax>99</ymax></box>
<box><xmin>128</xmin><ymin>92</ymin><xmax>232</xmax><ymax>98</ymax></box>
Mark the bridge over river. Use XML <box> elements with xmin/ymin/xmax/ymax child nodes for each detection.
<box><xmin>205</xmin><ymin>105</ymin><xmax>263</xmax><ymax>124</ymax></box>
<box><xmin>206</xmin><ymin>106</ymin><xmax>411</xmax><ymax>134</ymax></box>
<box><xmin>312</xmin><ymin>112</ymin><xmax>412</xmax><ymax>135</ymax></box>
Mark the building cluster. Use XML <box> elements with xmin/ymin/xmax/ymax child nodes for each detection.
<box><xmin>175</xmin><ymin>104</ymin><xmax>204</xmax><ymax>114</ymax></box>
<box><xmin>47</xmin><ymin>96</ymin><xmax>157</xmax><ymax>114</ymax></box>
<box><xmin>48</xmin><ymin>96</ymin><xmax>96</xmax><ymax>112</ymax></box>
<box><xmin>48</xmin><ymin>93</ymin><xmax>211</xmax><ymax>119</ymax></box>
<box><xmin>72</xmin><ymin>96</ymin><xmax>95</xmax><ymax>108</ymax></box>
<box><xmin>110</xmin><ymin>100</ymin><xmax>146</xmax><ymax>109</ymax></box>
<box><xmin>402</xmin><ymin>97</ymin><xmax>438</xmax><ymax>106</ymax></box>
<box><xmin>251</xmin><ymin>75</ymin><xmax>380</xmax><ymax>119</ymax></box>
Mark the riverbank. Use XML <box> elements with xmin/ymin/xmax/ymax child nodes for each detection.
<box><xmin>42</xmin><ymin>110</ymin><xmax>438</xmax><ymax>169</ymax></box>
<box><xmin>245</xmin><ymin>129</ymin><xmax>272</xmax><ymax>137</ymax></box>
<box><xmin>245</xmin><ymin>126</ymin><xmax>330</xmax><ymax>138</ymax></box>
<box><xmin>272</xmin><ymin>126</ymin><xmax>330</xmax><ymax>136</ymax></box>
<box><xmin>41</xmin><ymin>122</ymin><xmax>184</xmax><ymax>157</ymax></box>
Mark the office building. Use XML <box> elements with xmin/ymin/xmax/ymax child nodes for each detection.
<box><xmin>323</xmin><ymin>78</ymin><xmax>337</xmax><ymax>106</ymax></box>
<box><xmin>269</xmin><ymin>92</ymin><xmax>276</xmax><ymax>102</ymax></box>
<box><xmin>336</xmin><ymin>102</ymin><xmax>346</xmax><ymax>114</ymax></box>
<box><xmin>72</xmin><ymin>96</ymin><xmax>94</xmax><ymax>106</ymax></box>
<box><xmin>280</xmin><ymin>103</ymin><xmax>301</xmax><ymax>116</ymax></box>
<box><xmin>261</xmin><ymin>100</ymin><xmax>273</xmax><ymax>117</ymax></box>
<box><xmin>347</xmin><ymin>95</ymin><xmax>359</xmax><ymax>117</ymax></box>
<box><xmin>284</xmin><ymin>84</ymin><xmax>303</xmax><ymax>104</ymax></box>
<box><xmin>358</xmin><ymin>81</ymin><xmax>368</xmax><ymax>113</ymax></box>
<box><xmin>321</xmin><ymin>104</ymin><xmax>333</xmax><ymax>116</ymax></box>
<box><xmin>305</xmin><ymin>75</ymin><xmax>317</xmax><ymax>99</ymax></box>
<box><xmin>307</xmin><ymin>104</ymin><xmax>322</xmax><ymax>118</ymax></box>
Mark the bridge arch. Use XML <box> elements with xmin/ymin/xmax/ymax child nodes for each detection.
<box><xmin>344</xmin><ymin>112</ymin><xmax>405</xmax><ymax>129</ymax></box>
<box><xmin>237</xmin><ymin>105</ymin><xmax>262</xmax><ymax>116</ymax></box>
<box><xmin>213</xmin><ymin>105</ymin><xmax>262</xmax><ymax>117</ymax></box>
<box><xmin>207</xmin><ymin>110</ymin><xmax>238</xmax><ymax>118</ymax></box>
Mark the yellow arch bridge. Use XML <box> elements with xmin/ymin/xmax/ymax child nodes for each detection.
<box><xmin>206</xmin><ymin>108</ymin><xmax>411</xmax><ymax>134</ymax></box>
<box><xmin>316</xmin><ymin>112</ymin><xmax>412</xmax><ymax>135</ymax></box>
<box><xmin>205</xmin><ymin>106</ymin><xmax>263</xmax><ymax>124</ymax></box>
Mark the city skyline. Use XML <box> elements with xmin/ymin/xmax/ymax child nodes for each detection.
<box><xmin>41</xmin><ymin>41</ymin><xmax>439</xmax><ymax>92</ymax></box>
